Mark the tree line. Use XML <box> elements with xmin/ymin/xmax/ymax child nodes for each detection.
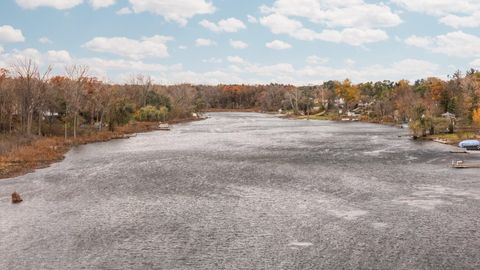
<box><xmin>1</xmin><ymin>59</ymin><xmax>480</xmax><ymax>140</ymax></box>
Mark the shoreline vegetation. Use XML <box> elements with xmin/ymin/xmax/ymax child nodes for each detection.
<box><xmin>291</xmin><ymin>113</ymin><xmax>480</xmax><ymax>146</ymax></box>
<box><xmin>1</xmin><ymin>61</ymin><xmax>480</xmax><ymax>179</ymax></box>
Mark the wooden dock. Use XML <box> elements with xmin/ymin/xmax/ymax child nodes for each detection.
<box><xmin>452</xmin><ymin>160</ymin><xmax>480</xmax><ymax>169</ymax></box>
<box><xmin>450</xmin><ymin>150</ymin><xmax>468</xmax><ymax>154</ymax></box>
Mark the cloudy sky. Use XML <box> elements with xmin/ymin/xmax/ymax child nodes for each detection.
<box><xmin>1</xmin><ymin>0</ymin><xmax>480</xmax><ymax>85</ymax></box>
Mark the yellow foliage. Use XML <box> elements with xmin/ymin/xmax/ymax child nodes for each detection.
<box><xmin>473</xmin><ymin>108</ymin><xmax>480</xmax><ymax>127</ymax></box>
<box><xmin>335</xmin><ymin>79</ymin><xmax>360</xmax><ymax>103</ymax></box>
<box><xmin>427</xmin><ymin>77</ymin><xmax>444</xmax><ymax>101</ymax></box>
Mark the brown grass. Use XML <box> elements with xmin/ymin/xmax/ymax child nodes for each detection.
<box><xmin>428</xmin><ymin>132</ymin><xmax>480</xmax><ymax>145</ymax></box>
<box><xmin>0</xmin><ymin>137</ymin><xmax>67</xmax><ymax>178</ymax></box>
<box><xmin>205</xmin><ymin>108</ymin><xmax>261</xmax><ymax>113</ymax></box>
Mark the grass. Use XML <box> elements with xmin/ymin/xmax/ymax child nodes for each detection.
<box><xmin>0</xmin><ymin>137</ymin><xmax>67</xmax><ymax>178</ymax></box>
<box><xmin>428</xmin><ymin>132</ymin><xmax>480</xmax><ymax>145</ymax></box>
<box><xmin>298</xmin><ymin>115</ymin><xmax>334</xmax><ymax>120</ymax></box>
<box><xmin>0</xmin><ymin>134</ymin><xmax>35</xmax><ymax>155</ymax></box>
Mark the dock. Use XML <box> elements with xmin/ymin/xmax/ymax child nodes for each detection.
<box><xmin>451</xmin><ymin>160</ymin><xmax>480</xmax><ymax>169</ymax></box>
<box><xmin>157</xmin><ymin>123</ymin><xmax>171</xmax><ymax>131</ymax></box>
<box><xmin>450</xmin><ymin>150</ymin><xmax>468</xmax><ymax>154</ymax></box>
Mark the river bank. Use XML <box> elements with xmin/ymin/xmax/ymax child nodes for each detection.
<box><xmin>288</xmin><ymin>113</ymin><xmax>479</xmax><ymax>147</ymax></box>
<box><xmin>0</xmin><ymin>117</ymin><xmax>203</xmax><ymax>180</ymax></box>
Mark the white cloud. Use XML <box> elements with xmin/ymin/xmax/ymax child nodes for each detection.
<box><xmin>247</xmin><ymin>15</ymin><xmax>258</xmax><ymax>24</ymax></box>
<box><xmin>260</xmin><ymin>14</ymin><xmax>317</xmax><ymax>41</ymax></box>
<box><xmin>0</xmin><ymin>48</ymin><xmax>43</xmax><ymax>65</ymax></box>
<box><xmin>405</xmin><ymin>35</ymin><xmax>432</xmax><ymax>49</ymax></box>
<box><xmin>38</xmin><ymin>37</ymin><xmax>53</xmax><ymax>44</ymax></box>
<box><xmin>392</xmin><ymin>0</ymin><xmax>480</xmax><ymax>28</ymax></box>
<box><xmin>178</xmin><ymin>45</ymin><xmax>187</xmax><ymax>50</ymax></box>
<box><xmin>85</xmin><ymin>58</ymin><xmax>167</xmax><ymax>72</ymax></box>
<box><xmin>0</xmin><ymin>47</ymin><xmax>175</xmax><ymax>81</ymax></box>
<box><xmin>391</xmin><ymin>0</ymin><xmax>478</xmax><ymax>16</ymax></box>
<box><xmin>261</xmin><ymin>0</ymin><xmax>401</xmax><ymax>29</ymax></box>
<box><xmin>227</xmin><ymin>56</ymin><xmax>246</xmax><ymax>64</ymax></box>
<box><xmin>0</xmin><ymin>46</ymin><xmax>445</xmax><ymax>85</ymax></box>
<box><xmin>298</xmin><ymin>58</ymin><xmax>440</xmax><ymax>83</ymax></box>
<box><xmin>202</xmin><ymin>57</ymin><xmax>222</xmax><ymax>64</ymax></box>
<box><xmin>0</xmin><ymin>25</ymin><xmax>26</xmax><ymax>43</ymax></box>
<box><xmin>83</xmin><ymin>35</ymin><xmax>173</xmax><ymax>60</ymax></box>
<box><xmin>244</xmin><ymin>63</ymin><xmax>295</xmax><ymax>77</ymax></box>
<box><xmin>128</xmin><ymin>0</ymin><xmax>216</xmax><ymax>26</ymax></box>
<box><xmin>199</xmin><ymin>18</ymin><xmax>246</xmax><ymax>33</ymax></box>
<box><xmin>195</xmin><ymin>38</ymin><xmax>216</xmax><ymax>47</ymax></box>
<box><xmin>306</xmin><ymin>55</ymin><xmax>329</xmax><ymax>65</ymax></box>
<box><xmin>229</xmin><ymin>40</ymin><xmax>248</xmax><ymax>49</ymax></box>
<box><xmin>260</xmin><ymin>14</ymin><xmax>388</xmax><ymax>46</ymax></box>
<box><xmin>405</xmin><ymin>31</ymin><xmax>480</xmax><ymax>57</ymax></box>
<box><xmin>317</xmin><ymin>28</ymin><xmax>388</xmax><ymax>46</ymax></box>
<box><xmin>89</xmin><ymin>0</ymin><xmax>115</xmax><ymax>9</ymax></box>
<box><xmin>228</xmin><ymin>58</ymin><xmax>295</xmax><ymax>79</ymax></box>
<box><xmin>47</xmin><ymin>50</ymin><xmax>72</xmax><ymax>63</ymax></box>
<box><xmin>15</xmin><ymin>0</ymin><xmax>83</xmax><ymax>9</ymax></box>
<box><xmin>345</xmin><ymin>58</ymin><xmax>356</xmax><ymax>66</ymax></box>
<box><xmin>161</xmin><ymin>70</ymin><xmax>243</xmax><ymax>85</ymax></box>
<box><xmin>439</xmin><ymin>13</ymin><xmax>480</xmax><ymax>28</ymax></box>
<box><xmin>116</xmin><ymin>7</ymin><xmax>132</xmax><ymax>15</ymax></box>
<box><xmin>471</xmin><ymin>59</ymin><xmax>480</xmax><ymax>68</ymax></box>
<box><xmin>266</xmin><ymin>40</ymin><xmax>291</xmax><ymax>50</ymax></box>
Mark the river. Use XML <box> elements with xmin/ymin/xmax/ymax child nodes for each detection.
<box><xmin>1</xmin><ymin>112</ymin><xmax>479</xmax><ymax>269</ymax></box>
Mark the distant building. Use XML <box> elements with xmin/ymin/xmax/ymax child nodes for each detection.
<box><xmin>442</xmin><ymin>112</ymin><xmax>456</xmax><ymax>119</ymax></box>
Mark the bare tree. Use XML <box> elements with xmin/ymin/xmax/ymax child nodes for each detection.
<box><xmin>65</xmin><ymin>65</ymin><xmax>89</xmax><ymax>139</ymax></box>
<box><xmin>12</xmin><ymin>59</ymin><xmax>51</xmax><ymax>136</ymax></box>
<box><xmin>285</xmin><ymin>86</ymin><xmax>300</xmax><ymax>114</ymax></box>
<box><xmin>129</xmin><ymin>74</ymin><xmax>153</xmax><ymax>107</ymax></box>
<box><xmin>0</xmin><ymin>68</ymin><xmax>14</xmax><ymax>133</ymax></box>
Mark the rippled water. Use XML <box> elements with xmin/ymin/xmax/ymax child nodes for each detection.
<box><xmin>1</xmin><ymin>112</ymin><xmax>479</xmax><ymax>269</ymax></box>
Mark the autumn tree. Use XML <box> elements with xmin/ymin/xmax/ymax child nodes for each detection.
<box><xmin>12</xmin><ymin>59</ymin><xmax>51</xmax><ymax>136</ymax></box>
<box><xmin>473</xmin><ymin>108</ymin><xmax>480</xmax><ymax>130</ymax></box>
<box><xmin>285</xmin><ymin>86</ymin><xmax>300</xmax><ymax>114</ymax></box>
<box><xmin>393</xmin><ymin>80</ymin><xmax>416</xmax><ymax>123</ymax></box>
<box><xmin>335</xmin><ymin>79</ymin><xmax>360</xmax><ymax>112</ymax></box>
<box><xmin>0</xmin><ymin>68</ymin><xmax>14</xmax><ymax>132</ymax></box>
<box><xmin>165</xmin><ymin>84</ymin><xmax>196</xmax><ymax>118</ymax></box>
<box><xmin>65</xmin><ymin>65</ymin><xmax>89</xmax><ymax>139</ymax></box>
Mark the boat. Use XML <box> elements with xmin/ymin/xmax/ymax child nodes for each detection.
<box><xmin>458</xmin><ymin>140</ymin><xmax>480</xmax><ymax>150</ymax></box>
<box><xmin>158</xmin><ymin>123</ymin><xmax>170</xmax><ymax>131</ymax></box>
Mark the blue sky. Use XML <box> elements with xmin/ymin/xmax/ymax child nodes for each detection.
<box><xmin>0</xmin><ymin>0</ymin><xmax>480</xmax><ymax>85</ymax></box>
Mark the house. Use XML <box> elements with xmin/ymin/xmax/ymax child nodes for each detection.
<box><xmin>442</xmin><ymin>112</ymin><xmax>456</xmax><ymax>119</ymax></box>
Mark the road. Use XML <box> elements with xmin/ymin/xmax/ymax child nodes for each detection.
<box><xmin>1</xmin><ymin>112</ymin><xmax>479</xmax><ymax>269</ymax></box>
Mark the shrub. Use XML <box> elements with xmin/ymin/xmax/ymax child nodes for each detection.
<box><xmin>136</xmin><ymin>106</ymin><xmax>169</xmax><ymax>122</ymax></box>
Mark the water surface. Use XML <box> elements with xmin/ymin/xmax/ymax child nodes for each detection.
<box><xmin>1</xmin><ymin>112</ymin><xmax>479</xmax><ymax>269</ymax></box>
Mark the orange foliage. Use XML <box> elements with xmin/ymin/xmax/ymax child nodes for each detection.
<box><xmin>427</xmin><ymin>77</ymin><xmax>444</xmax><ymax>101</ymax></box>
<box><xmin>473</xmin><ymin>108</ymin><xmax>480</xmax><ymax>127</ymax></box>
<box><xmin>335</xmin><ymin>79</ymin><xmax>360</xmax><ymax>104</ymax></box>
<box><xmin>50</xmin><ymin>75</ymin><xmax>68</xmax><ymax>86</ymax></box>
<box><xmin>223</xmin><ymin>85</ymin><xmax>243</xmax><ymax>92</ymax></box>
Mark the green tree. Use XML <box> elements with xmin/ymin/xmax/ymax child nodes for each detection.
<box><xmin>136</xmin><ymin>105</ymin><xmax>169</xmax><ymax>122</ymax></box>
<box><xmin>108</xmin><ymin>100</ymin><xmax>134</xmax><ymax>131</ymax></box>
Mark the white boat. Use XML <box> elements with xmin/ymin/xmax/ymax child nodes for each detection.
<box><xmin>158</xmin><ymin>123</ymin><xmax>170</xmax><ymax>131</ymax></box>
